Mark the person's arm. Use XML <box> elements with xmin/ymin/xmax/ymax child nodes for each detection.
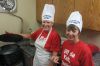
<box><xmin>20</xmin><ymin>34</ymin><xmax>31</xmax><ymax>39</ymax></box>
<box><xmin>50</xmin><ymin>31</ymin><xmax>61</xmax><ymax>64</ymax></box>
<box><xmin>50</xmin><ymin>51</ymin><xmax>59</xmax><ymax>64</ymax></box>
<box><xmin>80</xmin><ymin>47</ymin><xmax>94</xmax><ymax>66</ymax></box>
<box><xmin>6</xmin><ymin>31</ymin><xmax>31</xmax><ymax>39</ymax></box>
<box><xmin>88</xmin><ymin>44</ymin><xmax>100</xmax><ymax>55</ymax></box>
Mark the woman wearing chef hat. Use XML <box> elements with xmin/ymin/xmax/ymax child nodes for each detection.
<box><xmin>5</xmin><ymin>4</ymin><xmax>60</xmax><ymax>66</ymax></box>
<box><xmin>53</xmin><ymin>11</ymin><xmax>94</xmax><ymax>66</ymax></box>
<box><xmin>29</xmin><ymin>4</ymin><xmax>61</xmax><ymax>66</ymax></box>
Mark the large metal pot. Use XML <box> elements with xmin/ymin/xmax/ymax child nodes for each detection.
<box><xmin>0</xmin><ymin>44</ymin><xmax>24</xmax><ymax>66</ymax></box>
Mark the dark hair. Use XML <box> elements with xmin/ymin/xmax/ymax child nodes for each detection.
<box><xmin>67</xmin><ymin>24</ymin><xmax>80</xmax><ymax>32</ymax></box>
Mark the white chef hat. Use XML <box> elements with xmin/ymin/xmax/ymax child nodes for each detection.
<box><xmin>42</xmin><ymin>4</ymin><xmax>55</xmax><ymax>23</ymax></box>
<box><xmin>66</xmin><ymin>11</ymin><xmax>83</xmax><ymax>32</ymax></box>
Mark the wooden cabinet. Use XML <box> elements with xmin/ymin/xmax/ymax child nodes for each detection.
<box><xmin>53</xmin><ymin>0</ymin><xmax>74</xmax><ymax>24</ymax></box>
<box><xmin>36</xmin><ymin>0</ymin><xmax>100</xmax><ymax>31</ymax></box>
<box><xmin>88</xmin><ymin>0</ymin><xmax>100</xmax><ymax>31</ymax></box>
<box><xmin>75</xmin><ymin>0</ymin><xmax>100</xmax><ymax>31</ymax></box>
<box><xmin>36</xmin><ymin>0</ymin><xmax>53</xmax><ymax>22</ymax></box>
<box><xmin>75</xmin><ymin>0</ymin><xmax>91</xmax><ymax>29</ymax></box>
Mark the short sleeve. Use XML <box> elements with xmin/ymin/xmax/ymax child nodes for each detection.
<box><xmin>50</xmin><ymin>32</ymin><xmax>61</xmax><ymax>52</ymax></box>
<box><xmin>30</xmin><ymin>28</ymin><xmax>42</xmax><ymax>41</ymax></box>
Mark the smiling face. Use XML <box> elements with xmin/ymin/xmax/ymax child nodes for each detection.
<box><xmin>42</xmin><ymin>20</ymin><xmax>53</xmax><ymax>31</ymax></box>
<box><xmin>66</xmin><ymin>24</ymin><xmax>80</xmax><ymax>43</ymax></box>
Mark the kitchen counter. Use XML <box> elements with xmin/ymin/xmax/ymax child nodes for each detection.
<box><xmin>17</xmin><ymin>39</ymin><xmax>36</xmax><ymax>56</ymax></box>
<box><xmin>17</xmin><ymin>39</ymin><xmax>36</xmax><ymax>66</ymax></box>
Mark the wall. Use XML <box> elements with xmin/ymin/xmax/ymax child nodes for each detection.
<box><xmin>16</xmin><ymin>0</ymin><xmax>39</xmax><ymax>33</ymax></box>
<box><xmin>0</xmin><ymin>13</ymin><xmax>21</xmax><ymax>34</ymax></box>
<box><xmin>0</xmin><ymin>0</ymin><xmax>39</xmax><ymax>34</ymax></box>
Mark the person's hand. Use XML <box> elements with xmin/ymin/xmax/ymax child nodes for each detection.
<box><xmin>50</xmin><ymin>55</ymin><xmax>59</xmax><ymax>64</ymax></box>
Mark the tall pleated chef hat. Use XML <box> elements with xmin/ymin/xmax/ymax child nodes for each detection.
<box><xmin>66</xmin><ymin>11</ymin><xmax>83</xmax><ymax>32</ymax></box>
<box><xmin>42</xmin><ymin>4</ymin><xmax>55</xmax><ymax>23</ymax></box>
